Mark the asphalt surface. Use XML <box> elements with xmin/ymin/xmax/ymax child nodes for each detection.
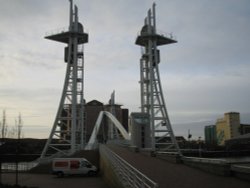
<box><xmin>2</xmin><ymin>147</ymin><xmax>250</xmax><ymax>188</ymax></box>
<box><xmin>1</xmin><ymin>173</ymin><xmax>109</xmax><ymax>188</ymax></box>
<box><xmin>109</xmin><ymin>145</ymin><xmax>250</xmax><ymax>188</ymax></box>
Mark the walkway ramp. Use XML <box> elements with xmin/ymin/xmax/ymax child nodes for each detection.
<box><xmin>108</xmin><ymin>145</ymin><xmax>250</xmax><ymax>188</ymax></box>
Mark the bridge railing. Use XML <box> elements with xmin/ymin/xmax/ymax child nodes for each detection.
<box><xmin>1</xmin><ymin>162</ymin><xmax>38</xmax><ymax>172</ymax></box>
<box><xmin>100</xmin><ymin>145</ymin><xmax>158</xmax><ymax>188</ymax></box>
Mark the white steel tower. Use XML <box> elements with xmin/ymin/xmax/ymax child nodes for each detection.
<box><xmin>135</xmin><ymin>3</ymin><xmax>181</xmax><ymax>154</ymax></box>
<box><xmin>41</xmin><ymin>0</ymin><xmax>88</xmax><ymax>158</ymax></box>
<box><xmin>108</xmin><ymin>91</ymin><xmax>119</xmax><ymax>140</ymax></box>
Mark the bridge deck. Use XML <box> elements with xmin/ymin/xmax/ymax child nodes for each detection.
<box><xmin>1</xmin><ymin>173</ymin><xmax>108</xmax><ymax>188</ymax></box>
<box><xmin>108</xmin><ymin>145</ymin><xmax>250</xmax><ymax>188</ymax></box>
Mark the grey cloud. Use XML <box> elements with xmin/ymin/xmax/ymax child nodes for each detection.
<box><xmin>1</xmin><ymin>0</ymin><xmax>250</xmax><ymax>138</ymax></box>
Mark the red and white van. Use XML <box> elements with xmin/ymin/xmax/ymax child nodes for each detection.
<box><xmin>52</xmin><ymin>158</ymin><xmax>98</xmax><ymax>177</ymax></box>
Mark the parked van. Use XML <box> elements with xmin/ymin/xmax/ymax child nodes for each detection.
<box><xmin>52</xmin><ymin>158</ymin><xmax>98</xmax><ymax>177</ymax></box>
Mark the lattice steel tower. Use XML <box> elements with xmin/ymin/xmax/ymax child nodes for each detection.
<box><xmin>135</xmin><ymin>3</ymin><xmax>181</xmax><ymax>154</ymax></box>
<box><xmin>41</xmin><ymin>0</ymin><xmax>88</xmax><ymax>158</ymax></box>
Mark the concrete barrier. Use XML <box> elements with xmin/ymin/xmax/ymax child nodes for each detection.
<box><xmin>99</xmin><ymin>146</ymin><xmax>125</xmax><ymax>188</ymax></box>
<box><xmin>231</xmin><ymin>164</ymin><xmax>250</xmax><ymax>182</ymax></box>
<box><xmin>128</xmin><ymin>146</ymin><xmax>139</xmax><ymax>153</ymax></box>
<box><xmin>99</xmin><ymin>145</ymin><xmax>158</xmax><ymax>188</ymax></box>
<box><xmin>156</xmin><ymin>152</ymin><xmax>182</xmax><ymax>164</ymax></box>
<box><xmin>182</xmin><ymin>157</ymin><xmax>231</xmax><ymax>176</ymax></box>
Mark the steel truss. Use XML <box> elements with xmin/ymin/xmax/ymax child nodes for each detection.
<box><xmin>41</xmin><ymin>0</ymin><xmax>88</xmax><ymax>159</ymax></box>
<box><xmin>136</xmin><ymin>3</ymin><xmax>181</xmax><ymax>154</ymax></box>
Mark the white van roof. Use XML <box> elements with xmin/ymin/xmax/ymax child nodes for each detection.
<box><xmin>53</xmin><ymin>158</ymin><xmax>88</xmax><ymax>161</ymax></box>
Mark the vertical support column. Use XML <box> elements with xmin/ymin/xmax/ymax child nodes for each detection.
<box><xmin>140</xmin><ymin>58</ymin><xmax>144</xmax><ymax>113</ymax></box>
<box><xmin>108</xmin><ymin>91</ymin><xmax>118</xmax><ymax>140</ymax></box>
<box><xmin>70</xmin><ymin>5</ymin><xmax>79</xmax><ymax>154</ymax></box>
<box><xmin>69</xmin><ymin>0</ymin><xmax>73</xmax><ymax>30</ymax></box>
<box><xmin>147</xmin><ymin>9</ymin><xmax>156</xmax><ymax>151</ymax></box>
<box><xmin>136</xmin><ymin>3</ymin><xmax>181</xmax><ymax>155</ymax></box>
<box><xmin>80</xmin><ymin>51</ymin><xmax>85</xmax><ymax>149</ymax></box>
<box><xmin>40</xmin><ymin>0</ymin><xmax>88</xmax><ymax>159</ymax></box>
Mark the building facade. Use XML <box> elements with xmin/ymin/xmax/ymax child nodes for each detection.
<box><xmin>204</xmin><ymin>125</ymin><xmax>217</xmax><ymax>145</ymax></box>
<box><xmin>60</xmin><ymin>100</ymin><xmax>128</xmax><ymax>144</ymax></box>
<box><xmin>84</xmin><ymin>100</ymin><xmax>128</xmax><ymax>143</ymax></box>
<box><xmin>130</xmin><ymin>113</ymin><xmax>151</xmax><ymax>149</ymax></box>
<box><xmin>204</xmin><ymin>112</ymin><xmax>250</xmax><ymax>146</ymax></box>
<box><xmin>240</xmin><ymin>124</ymin><xmax>250</xmax><ymax>135</ymax></box>
<box><xmin>216</xmin><ymin>112</ymin><xmax>241</xmax><ymax>145</ymax></box>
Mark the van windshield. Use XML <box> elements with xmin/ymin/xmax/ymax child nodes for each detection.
<box><xmin>81</xmin><ymin>161</ymin><xmax>92</xmax><ymax>168</ymax></box>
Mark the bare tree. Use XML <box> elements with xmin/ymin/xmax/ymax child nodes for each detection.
<box><xmin>7</xmin><ymin>113</ymin><xmax>24</xmax><ymax>139</ymax></box>
<box><xmin>17</xmin><ymin>113</ymin><xmax>23</xmax><ymax>139</ymax></box>
<box><xmin>8</xmin><ymin>126</ymin><xmax>15</xmax><ymax>138</ymax></box>
<box><xmin>1</xmin><ymin>109</ymin><xmax>8</xmax><ymax>139</ymax></box>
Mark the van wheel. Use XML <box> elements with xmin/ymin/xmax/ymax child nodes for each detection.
<box><xmin>88</xmin><ymin>171</ymin><xmax>96</xmax><ymax>177</ymax></box>
<box><xmin>57</xmin><ymin>172</ymin><xmax>64</xmax><ymax>178</ymax></box>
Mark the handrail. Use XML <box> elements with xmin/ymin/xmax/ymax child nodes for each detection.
<box><xmin>1</xmin><ymin>162</ymin><xmax>38</xmax><ymax>172</ymax></box>
<box><xmin>100</xmin><ymin>145</ymin><xmax>158</xmax><ymax>188</ymax></box>
<box><xmin>136</xmin><ymin>29</ymin><xmax>177</xmax><ymax>41</ymax></box>
<box><xmin>45</xmin><ymin>26</ymin><xmax>68</xmax><ymax>37</ymax></box>
<box><xmin>182</xmin><ymin>156</ymin><xmax>229</xmax><ymax>164</ymax></box>
<box><xmin>45</xmin><ymin>26</ymin><xmax>89</xmax><ymax>37</ymax></box>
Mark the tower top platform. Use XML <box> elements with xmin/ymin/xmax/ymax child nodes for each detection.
<box><xmin>45</xmin><ymin>23</ymin><xmax>88</xmax><ymax>44</ymax></box>
<box><xmin>135</xmin><ymin>25</ymin><xmax>177</xmax><ymax>46</ymax></box>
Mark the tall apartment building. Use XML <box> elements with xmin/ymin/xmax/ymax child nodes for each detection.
<box><xmin>216</xmin><ymin>112</ymin><xmax>240</xmax><ymax>145</ymax></box>
<box><xmin>204</xmin><ymin>125</ymin><xmax>217</xmax><ymax>145</ymax></box>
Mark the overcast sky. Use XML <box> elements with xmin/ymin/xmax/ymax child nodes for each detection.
<box><xmin>0</xmin><ymin>0</ymin><xmax>249</xmax><ymax>139</ymax></box>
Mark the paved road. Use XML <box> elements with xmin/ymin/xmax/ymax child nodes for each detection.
<box><xmin>2</xmin><ymin>147</ymin><xmax>250</xmax><ymax>188</ymax></box>
<box><xmin>109</xmin><ymin>145</ymin><xmax>250</xmax><ymax>188</ymax></box>
<box><xmin>1</xmin><ymin>173</ymin><xmax>109</xmax><ymax>188</ymax></box>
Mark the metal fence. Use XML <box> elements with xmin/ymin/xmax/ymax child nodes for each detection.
<box><xmin>100</xmin><ymin>145</ymin><xmax>158</xmax><ymax>188</ymax></box>
<box><xmin>1</xmin><ymin>162</ymin><xmax>38</xmax><ymax>172</ymax></box>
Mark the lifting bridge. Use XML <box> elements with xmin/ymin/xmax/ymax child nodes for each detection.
<box><xmin>40</xmin><ymin>0</ymin><xmax>181</xmax><ymax>160</ymax></box>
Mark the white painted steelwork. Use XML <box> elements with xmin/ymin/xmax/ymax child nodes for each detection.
<box><xmin>108</xmin><ymin>91</ymin><xmax>119</xmax><ymax>140</ymax></box>
<box><xmin>100</xmin><ymin>145</ymin><xmax>158</xmax><ymax>188</ymax></box>
<box><xmin>85</xmin><ymin>111</ymin><xmax>129</xmax><ymax>150</ymax></box>
<box><xmin>135</xmin><ymin>3</ymin><xmax>181</xmax><ymax>155</ymax></box>
<box><xmin>40</xmin><ymin>0</ymin><xmax>88</xmax><ymax>159</ymax></box>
